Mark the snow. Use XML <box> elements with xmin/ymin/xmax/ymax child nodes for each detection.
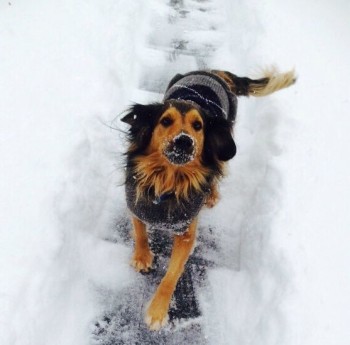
<box><xmin>1</xmin><ymin>0</ymin><xmax>349</xmax><ymax>344</ymax></box>
<box><xmin>258</xmin><ymin>1</ymin><xmax>350</xmax><ymax>343</ymax></box>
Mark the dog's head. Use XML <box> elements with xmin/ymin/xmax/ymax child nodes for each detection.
<box><xmin>121</xmin><ymin>100</ymin><xmax>236</xmax><ymax>166</ymax></box>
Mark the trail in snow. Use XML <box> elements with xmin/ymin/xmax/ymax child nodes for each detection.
<box><xmin>0</xmin><ymin>1</ymin><xmax>289</xmax><ymax>344</ymax></box>
<box><xmin>1</xmin><ymin>1</ymin><xmax>349</xmax><ymax>345</ymax></box>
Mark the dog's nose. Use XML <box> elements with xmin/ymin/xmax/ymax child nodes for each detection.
<box><xmin>173</xmin><ymin>134</ymin><xmax>194</xmax><ymax>153</ymax></box>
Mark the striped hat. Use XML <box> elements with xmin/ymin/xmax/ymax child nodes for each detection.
<box><xmin>163</xmin><ymin>71</ymin><xmax>237</xmax><ymax>122</ymax></box>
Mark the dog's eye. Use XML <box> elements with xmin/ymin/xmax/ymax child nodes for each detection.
<box><xmin>160</xmin><ymin>117</ymin><xmax>173</xmax><ymax>127</ymax></box>
<box><xmin>192</xmin><ymin>120</ymin><xmax>203</xmax><ymax>131</ymax></box>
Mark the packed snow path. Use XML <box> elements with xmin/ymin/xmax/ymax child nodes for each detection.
<box><xmin>93</xmin><ymin>1</ymin><xmax>243</xmax><ymax>343</ymax></box>
<box><xmin>1</xmin><ymin>1</ymin><xmax>349</xmax><ymax>345</ymax></box>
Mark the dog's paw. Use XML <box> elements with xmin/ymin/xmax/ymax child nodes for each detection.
<box><xmin>145</xmin><ymin>299</ymin><xmax>169</xmax><ymax>331</ymax></box>
<box><xmin>130</xmin><ymin>250</ymin><xmax>154</xmax><ymax>273</ymax></box>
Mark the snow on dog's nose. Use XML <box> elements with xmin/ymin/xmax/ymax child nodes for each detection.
<box><xmin>164</xmin><ymin>132</ymin><xmax>195</xmax><ymax>165</ymax></box>
<box><xmin>174</xmin><ymin>134</ymin><xmax>194</xmax><ymax>154</ymax></box>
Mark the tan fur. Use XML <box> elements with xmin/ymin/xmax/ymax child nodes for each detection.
<box><xmin>145</xmin><ymin>218</ymin><xmax>197</xmax><ymax>330</ymax></box>
<box><xmin>130</xmin><ymin>217</ymin><xmax>154</xmax><ymax>272</ymax></box>
<box><xmin>249</xmin><ymin>67</ymin><xmax>296</xmax><ymax>96</ymax></box>
<box><xmin>213</xmin><ymin>68</ymin><xmax>296</xmax><ymax>97</ymax></box>
<box><xmin>133</xmin><ymin>152</ymin><xmax>210</xmax><ymax>202</ymax></box>
<box><xmin>130</xmin><ymin>106</ymin><xmax>206</xmax><ymax>329</ymax></box>
<box><xmin>214</xmin><ymin>70</ymin><xmax>237</xmax><ymax>93</ymax></box>
<box><xmin>127</xmin><ymin>67</ymin><xmax>295</xmax><ymax>331</ymax></box>
<box><xmin>132</xmin><ymin>106</ymin><xmax>210</xmax><ymax>202</ymax></box>
<box><xmin>148</xmin><ymin>107</ymin><xmax>204</xmax><ymax>156</ymax></box>
<box><xmin>205</xmin><ymin>183</ymin><xmax>220</xmax><ymax>208</ymax></box>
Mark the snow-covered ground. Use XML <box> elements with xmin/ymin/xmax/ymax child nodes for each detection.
<box><xmin>1</xmin><ymin>0</ymin><xmax>349</xmax><ymax>344</ymax></box>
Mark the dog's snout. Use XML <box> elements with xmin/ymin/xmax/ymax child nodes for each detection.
<box><xmin>164</xmin><ymin>133</ymin><xmax>195</xmax><ymax>165</ymax></box>
<box><xmin>173</xmin><ymin>135</ymin><xmax>194</xmax><ymax>153</ymax></box>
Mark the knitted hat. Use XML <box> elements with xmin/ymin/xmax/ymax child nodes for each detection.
<box><xmin>163</xmin><ymin>71</ymin><xmax>237</xmax><ymax>122</ymax></box>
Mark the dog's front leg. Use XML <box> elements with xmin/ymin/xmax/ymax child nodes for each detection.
<box><xmin>130</xmin><ymin>217</ymin><xmax>154</xmax><ymax>272</ymax></box>
<box><xmin>145</xmin><ymin>218</ymin><xmax>197</xmax><ymax>330</ymax></box>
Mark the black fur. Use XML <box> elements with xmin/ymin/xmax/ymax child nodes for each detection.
<box><xmin>223</xmin><ymin>71</ymin><xmax>269</xmax><ymax>96</ymax></box>
<box><xmin>121</xmin><ymin>103</ymin><xmax>164</xmax><ymax>157</ymax></box>
<box><xmin>203</xmin><ymin>114</ymin><xmax>236</xmax><ymax>163</ymax></box>
<box><xmin>121</xmin><ymin>101</ymin><xmax>236</xmax><ymax>177</ymax></box>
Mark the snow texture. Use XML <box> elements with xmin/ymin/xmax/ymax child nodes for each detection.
<box><xmin>1</xmin><ymin>0</ymin><xmax>350</xmax><ymax>344</ymax></box>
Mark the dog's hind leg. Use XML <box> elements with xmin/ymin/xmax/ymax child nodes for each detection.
<box><xmin>130</xmin><ymin>217</ymin><xmax>154</xmax><ymax>273</ymax></box>
<box><xmin>205</xmin><ymin>183</ymin><xmax>220</xmax><ymax>208</ymax></box>
<box><xmin>145</xmin><ymin>218</ymin><xmax>197</xmax><ymax>331</ymax></box>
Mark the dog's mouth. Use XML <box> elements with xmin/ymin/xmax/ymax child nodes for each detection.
<box><xmin>163</xmin><ymin>133</ymin><xmax>195</xmax><ymax>166</ymax></box>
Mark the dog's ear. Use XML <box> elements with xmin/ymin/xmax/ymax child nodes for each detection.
<box><xmin>121</xmin><ymin>103</ymin><xmax>164</xmax><ymax>153</ymax></box>
<box><xmin>205</xmin><ymin>117</ymin><xmax>236</xmax><ymax>161</ymax></box>
<box><xmin>121</xmin><ymin>103</ymin><xmax>163</xmax><ymax>127</ymax></box>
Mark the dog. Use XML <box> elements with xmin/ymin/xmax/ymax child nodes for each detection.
<box><xmin>121</xmin><ymin>68</ymin><xmax>295</xmax><ymax>330</ymax></box>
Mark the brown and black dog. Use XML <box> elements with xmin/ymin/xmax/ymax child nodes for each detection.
<box><xmin>121</xmin><ymin>68</ymin><xmax>295</xmax><ymax>330</ymax></box>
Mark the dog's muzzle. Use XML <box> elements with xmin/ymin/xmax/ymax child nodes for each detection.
<box><xmin>164</xmin><ymin>133</ymin><xmax>195</xmax><ymax>165</ymax></box>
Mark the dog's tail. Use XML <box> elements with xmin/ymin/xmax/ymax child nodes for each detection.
<box><xmin>213</xmin><ymin>67</ymin><xmax>296</xmax><ymax>97</ymax></box>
